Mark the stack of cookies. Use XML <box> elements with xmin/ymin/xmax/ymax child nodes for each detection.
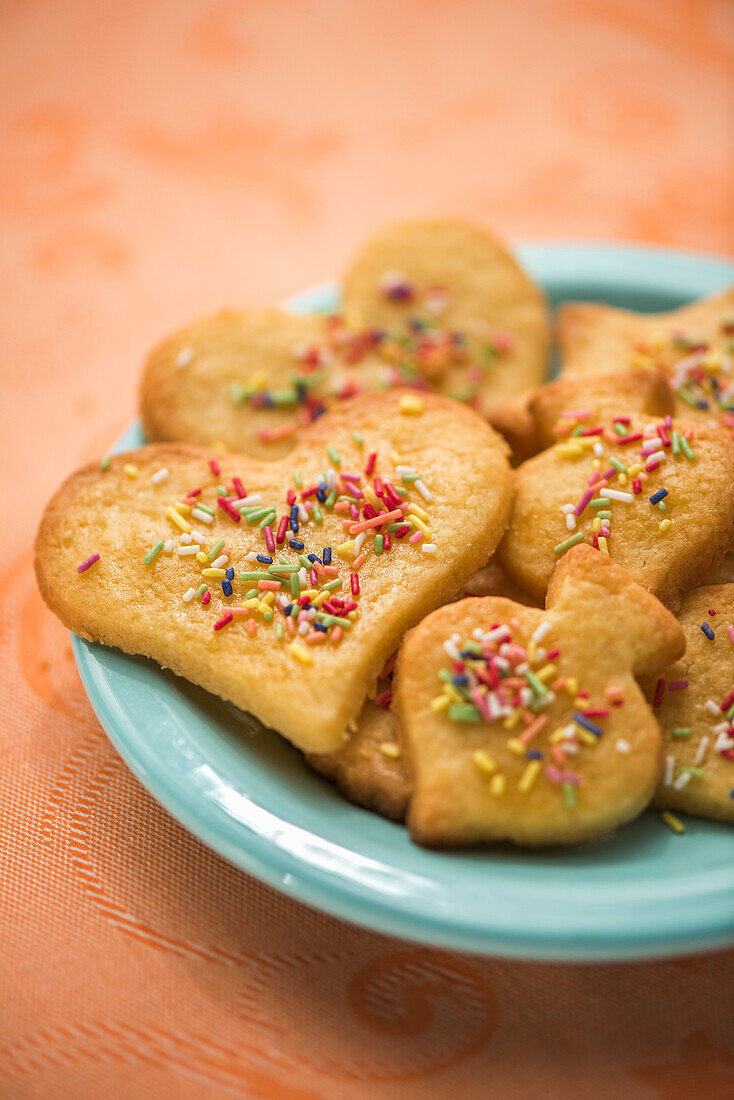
<box><xmin>35</xmin><ymin>219</ymin><xmax>734</xmax><ymax>846</ymax></box>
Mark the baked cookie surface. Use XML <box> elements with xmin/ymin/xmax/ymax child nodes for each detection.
<box><xmin>342</xmin><ymin>218</ymin><xmax>549</xmax><ymax>412</ymax></box>
<box><xmin>36</xmin><ymin>391</ymin><xmax>512</xmax><ymax>755</ymax></box>
<box><xmin>395</xmin><ymin>546</ymin><xmax>684</xmax><ymax>848</ymax></box>
<box><xmin>646</xmin><ymin>584</ymin><xmax>734</xmax><ymax>824</ymax></box>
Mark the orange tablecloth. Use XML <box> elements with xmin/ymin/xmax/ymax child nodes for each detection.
<box><xmin>3</xmin><ymin>2</ymin><xmax>734</xmax><ymax>1096</ymax></box>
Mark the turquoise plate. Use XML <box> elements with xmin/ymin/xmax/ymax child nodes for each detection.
<box><xmin>72</xmin><ymin>243</ymin><xmax>734</xmax><ymax>961</ymax></box>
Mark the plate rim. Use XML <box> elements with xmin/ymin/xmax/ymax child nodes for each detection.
<box><xmin>71</xmin><ymin>240</ymin><xmax>734</xmax><ymax>962</ymax></box>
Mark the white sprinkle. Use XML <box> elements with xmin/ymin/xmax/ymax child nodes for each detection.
<box><xmin>561</xmin><ymin>725</ymin><xmax>577</xmax><ymax>740</ymax></box>
<box><xmin>298</xmin><ymin>503</ymin><xmax>309</xmax><ymax>523</ymax></box>
<box><xmin>246</xmin><ymin>551</ymin><xmax>259</xmax><ymax>562</ymax></box>
<box><xmin>564</xmin><ymin>742</ymin><xmax>580</xmax><ymax>754</ymax></box>
<box><xmin>180</xmin><ymin>532</ymin><xmax>192</xmax><ymax>544</ymax></box>
<box><xmin>694</xmin><ymin>736</ymin><xmax>709</xmax><ymax>765</ymax></box>
<box><xmin>163</xmin><ymin>540</ymin><xmax>174</xmax><ymax>554</ymax></box>
<box><xmin>615</xmin><ymin>738</ymin><xmax>631</xmax><ymax>753</ymax></box>
<box><xmin>396</xmin><ymin>465</ymin><xmax>415</xmax><ymax>477</ymax></box>
<box><xmin>414</xmin><ymin>479</ymin><xmax>433</xmax><ymax>502</ymax></box>
<box><xmin>561</xmin><ymin>503</ymin><xmax>574</xmax><ymax>514</ymax></box>
<box><xmin>713</xmin><ymin>720</ymin><xmax>730</xmax><ymax>735</ymax></box>
<box><xmin>645</xmin><ymin>450</ymin><xmax>666</xmax><ymax>467</ymax></box>
<box><xmin>421</xmin><ymin>543</ymin><xmax>437</xmax><ymax>554</ymax></box>
<box><xmin>531</xmin><ymin>621</ymin><xmax>552</xmax><ymax>645</ymax></box>
<box><xmin>151</xmin><ymin>467</ymin><xmax>169</xmax><ymax>484</ymax></box>
<box><xmin>182</xmin><ymin>587</ymin><xmax>196</xmax><ymax>602</ymax></box>
<box><xmin>191</xmin><ymin>530</ymin><xmax>205</xmax><ymax>545</ymax></box>
<box><xmin>600</xmin><ymin>489</ymin><xmax>634</xmax><ymax>503</ymax></box>
<box><xmin>176</xmin><ymin>346</ymin><xmax>194</xmax><ymax>368</ymax></box>
<box><xmin>230</xmin><ymin>497</ymin><xmax>249</xmax><ymax>509</ymax></box>
<box><xmin>326</xmin><ymin>469</ymin><xmax>337</xmax><ymax>489</ymax></box>
<box><xmin>353</xmin><ymin>532</ymin><xmax>367</xmax><ymax>554</ymax></box>
<box><xmin>593</xmin><ymin>442</ymin><xmax>604</xmax><ymax>457</ymax></box>
<box><xmin>177</xmin><ymin>545</ymin><xmax>199</xmax><ymax>556</ymax></box>
<box><xmin>298</xmin><ymin>567</ymin><xmax>308</xmax><ymax>585</ymax></box>
<box><xmin>240</xmin><ymin>493</ymin><xmax>260</xmax><ymax>507</ymax></box>
<box><xmin>714</xmin><ymin>732</ymin><xmax>734</xmax><ymax>752</ymax></box>
<box><xmin>566</xmin><ymin>513</ymin><xmax>577</xmax><ymax>531</ymax></box>
<box><xmin>483</xmin><ymin>624</ymin><xmax>510</xmax><ymax>643</ymax></box>
<box><xmin>298</xmin><ymin>620</ymin><xmax>309</xmax><ymax>635</ymax></box>
<box><xmin>211</xmin><ymin>554</ymin><xmax>228</xmax><ymax>569</ymax></box>
<box><xmin>674</xmin><ymin>771</ymin><xmax>691</xmax><ymax>790</ymax></box>
<box><xmin>663</xmin><ymin>755</ymin><xmax>675</xmax><ymax>786</ymax></box>
<box><xmin>705</xmin><ymin>699</ymin><xmax>720</xmax><ymax>716</ymax></box>
<box><xmin>191</xmin><ymin>508</ymin><xmax>214</xmax><ymax>525</ymax></box>
<box><xmin>534</xmin><ymin>647</ymin><xmax>547</xmax><ymax>663</ymax></box>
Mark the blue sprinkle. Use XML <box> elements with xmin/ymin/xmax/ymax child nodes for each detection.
<box><xmin>307</xmin><ymin>553</ymin><xmax>321</xmax><ymax>564</ymax></box>
<box><xmin>256</xmin><ymin>554</ymin><xmax>273</xmax><ymax>564</ymax></box>
<box><xmin>730</xmin><ymin>788</ymin><xmax>734</xmax><ymax>798</ymax></box>
<box><xmin>701</xmin><ymin>622</ymin><xmax>715</xmax><ymax>640</ymax></box>
<box><xmin>283</xmin><ymin>603</ymin><xmax>293</xmax><ymax>616</ymax></box>
<box><xmin>289</xmin><ymin>504</ymin><xmax>299</xmax><ymax>533</ymax></box>
<box><xmin>452</xmin><ymin>674</ymin><xmax>469</xmax><ymax>687</ymax></box>
<box><xmin>313</xmin><ymin>622</ymin><xmax>328</xmax><ymax>633</ymax></box>
<box><xmin>323</xmin><ymin>547</ymin><xmax>332</xmax><ymax>565</ymax></box>
<box><xmin>290</xmin><ymin>539</ymin><xmax>305</xmax><ymax>550</ymax></box>
<box><xmin>316</xmin><ymin>489</ymin><xmax>327</xmax><ymax>503</ymax></box>
<box><xmin>526</xmin><ymin>749</ymin><xmax>543</xmax><ymax>760</ymax></box>
<box><xmin>221</xmin><ymin>579</ymin><xmax>233</xmax><ymax>597</ymax></box>
<box><xmin>573</xmin><ymin>712</ymin><xmax>603</xmax><ymax>737</ymax></box>
<box><xmin>225</xmin><ymin>566</ymin><xmax>234</xmax><ymax>580</ymax></box>
<box><xmin>649</xmin><ymin>488</ymin><xmax>668</xmax><ymax>505</ymax></box>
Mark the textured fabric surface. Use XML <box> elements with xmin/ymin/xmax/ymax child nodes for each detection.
<box><xmin>2</xmin><ymin>2</ymin><xmax>734</xmax><ymax>1097</ymax></box>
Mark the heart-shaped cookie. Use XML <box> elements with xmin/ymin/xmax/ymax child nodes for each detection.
<box><xmin>36</xmin><ymin>391</ymin><xmax>512</xmax><ymax>754</ymax></box>
<box><xmin>342</xmin><ymin>217</ymin><xmax>550</xmax><ymax>413</ymax></box>
<box><xmin>557</xmin><ymin>286</ymin><xmax>734</xmax><ymax>427</ymax></box>
<box><xmin>644</xmin><ymin>583</ymin><xmax>734</xmax><ymax>826</ymax></box>
<box><xmin>306</xmin><ymin>557</ymin><xmax>538</xmax><ymax>821</ymax></box>
<box><xmin>395</xmin><ymin>545</ymin><xmax>685</xmax><ymax>847</ymax></box>
<box><xmin>497</xmin><ymin>372</ymin><xmax>734</xmax><ymax>607</ymax></box>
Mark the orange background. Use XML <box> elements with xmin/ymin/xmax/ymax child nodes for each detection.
<box><xmin>2</xmin><ymin>2</ymin><xmax>734</xmax><ymax>1097</ymax></box>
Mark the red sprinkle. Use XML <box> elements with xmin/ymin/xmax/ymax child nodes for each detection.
<box><xmin>617</xmin><ymin>432</ymin><xmax>643</xmax><ymax>446</ymax></box>
<box><xmin>383</xmin><ymin>532</ymin><xmax>391</xmax><ymax>551</ymax></box>
<box><xmin>668</xmin><ymin>680</ymin><xmax>688</xmax><ymax>691</ymax></box>
<box><xmin>709</xmin><ymin>609</ymin><xmax>716</xmax><ymax>616</ymax></box>
<box><xmin>276</xmin><ymin>515</ymin><xmax>288</xmax><ymax>544</ymax></box>
<box><xmin>720</xmin><ymin>690</ymin><xmax>734</xmax><ymax>712</ymax></box>
<box><xmin>217</xmin><ymin>497</ymin><xmax>241</xmax><ymax>522</ymax></box>
<box><xmin>365</xmin><ymin>452</ymin><xmax>377</xmax><ymax>476</ymax></box>
<box><xmin>214</xmin><ymin>612</ymin><xmax>233</xmax><ymax>631</ymax></box>
<box><xmin>263</xmin><ymin>526</ymin><xmax>275</xmax><ymax>554</ymax></box>
<box><xmin>201</xmin><ymin>591</ymin><xmax>211</xmax><ymax>605</ymax></box>
<box><xmin>350</xmin><ymin>573</ymin><xmax>360</xmax><ymax>598</ymax></box>
<box><xmin>653</xmin><ymin>678</ymin><xmax>665</xmax><ymax>708</ymax></box>
<box><xmin>632</xmin><ymin>478</ymin><xmax>642</xmax><ymax>495</ymax></box>
<box><xmin>232</xmin><ymin>477</ymin><xmax>246</xmax><ymax>499</ymax></box>
<box><xmin>209</xmin><ymin>459</ymin><xmax>221</xmax><ymax>477</ymax></box>
<box><xmin>394</xmin><ymin>524</ymin><xmax>411</xmax><ymax>539</ymax></box>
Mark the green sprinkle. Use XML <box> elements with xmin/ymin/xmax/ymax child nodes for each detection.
<box><xmin>562</xmin><ymin>781</ymin><xmax>577</xmax><ymax>809</ymax></box>
<box><xmin>312</xmin><ymin>504</ymin><xmax>323</xmax><ymax>524</ymax></box>
<box><xmin>246</xmin><ymin>588</ymin><xmax>258</xmax><ymax>599</ymax></box>
<box><xmin>682</xmin><ymin>766</ymin><xmax>703</xmax><ymax>778</ymax></box>
<box><xmin>207</xmin><ymin>539</ymin><xmax>225</xmax><ymax>562</ymax></box>
<box><xmin>320</xmin><ymin>614</ymin><xmax>352</xmax><ymax>628</ymax></box>
<box><xmin>239</xmin><ymin>571</ymin><xmax>271</xmax><ymax>584</ymax></box>
<box><xmin>143</xmin><ymin>540</ymin><xmax>164</xmax><ymax>565</ymax></box>
<box><xmin>657</xmin><ymin>500</ymin><xmax>667</xmax><ymax>512</ymax></box>
<box><xmin>597</xmin><ymin>510</ymin><xmax>612</xmax><ymax>520</ymax></box>
<box><xmin>676</xmin><ymin>385</ymin><xmax>698</xmax><ymax>408</ymax></box>
<box><xmin>217</xmin><ymin>484</ymin><xmax>227</xmax><ymax>497</ymax></box>
<box><xmin>352</xmin><ymin>431</ymin><xmax>364</xmax><ymax>446</ymax></box>
<box><xmin>612</xmin><ymin>422</ymin><xmax>628</xmax><ymax>436</ymax></box>
<box><xmin>293</xmin><ymin>469</ymin><xmax>303</xmax><ymax>488</ymax></box>
<box><xmin>290</xmin><ymin>571</ymin><xmax>301</xmax><ymax>597</ymax></box>
<box><xmin>195</xmin><ymin>584</ymin><xmax>207</xmax><ymax>599</ymax></box>
<box><xmin>242</xmin><ymin>507</ymin><xmax>270</xmax><ymax>522</ymax></box>
<box><xmin>278</xmin><ymin>554</ymin><xmax>290</xmax><ymax>565</ymax></box>
<box><xmin>374</xmin><ymin>534</ymin><xmax>384</xmax><ymax>555</ymax></box>
<box><xmin>438</xmin><ymin>669</ymin><xmax>453</xmax><ymax>683</ymax></box>
<box><xmin>571</xmin><ymin>426</ymin><xmax>584</xmax><ymax>437</ymax></box>
<box><xmin>194</xmin><ymin>502</ymin><xmax>215</xmax><ymax>517</ymax></box>
<box><xmin>388</xmin><ymin>520</ymin><xmax>413</xmax><ymax>532</ymax></box>
<box><xmin>727</xmin><ymin>702</ymin><xmax>734</xmax><ymax>722</ymax></box>
<box><xmin>100</xmin><ymin>456</ymin><xmax>111</xmax><ymax>470</ymax></box>
<box><xmin>230</xmin><ymin>381</ymin><xmax>247</xmax><ymax>404</ymax></box>
<box><xmin>275</xmin><ymin>622</ymin><xmax>284</xmax><ymax>640</ymax></box>
<box><xmin>259</xmin><ymin>511</ymin><xmax>277</xmax><ymax>528</ymax></box>
<box><xmin>671</xmin><ymin>728</ymin><xmax>692</xmax><ymax>738</ymax></box>
<box><xmin>553</xmin><ymin>532</ymin><xmax>585</xmax><ymax>556</ymax></box>
<box><xmin>525</xmin><ymin>670</ymin><xmax>548</xmax><ymax>697</ymax></box>
<box><xmin>325</xmin><ymin>488</ymin><xmax>337</xmax><ymax>509</ymax></box>
<box><xmin>322</xmin><ymin>578</ymin><xmax>342</xmax><ymax>592</ymax></box>
<box><xmin>589</xmin><ymin>498</ymin><xmax>609</xmax><ymax>508</ymax></box>
<box><xmin>271</xmin><ymin>387</ymin><xmax>298</xmax><ymax>406</ymax></box>
<box><xmin>671</xmin><ymin>430</ymin><xmax>682</xmax><ymax>455</ymax></box>
<box><xmin>609</xmin><ymin>457</ymin><xmax>627</xmax><ymax>473</ymax></box>
<box><xmin>448</xmin><ymin>703</ymin><xmax>481</xmax><ymax>723</ymax></box>
<box><xmin>401</xmin><ymin>473</ymin><xmax>420</xmax><ymax>484</ymax></box>
<box><xmin>298</xmin><ymin>554</ymin><xmax>312</xmax><ymax>570</ymax></box>
<box><xmin>268</xmin><ymin>563</ymin><xmax>299</xmax><ymax>574</ymax></box>
<box><xmin>681</xmin><ymin>438</ymin><xmax>695</xmax><ymax>460</ymax></box>
<box><xmin>263</xmin><ymin>610</ymin><xmax>273</xmax><ymax>622</ymax></box>
<box><xmin>326</xmin><ymin>445</ymin><xmax>341</xmax><ymax>466</ymax></box>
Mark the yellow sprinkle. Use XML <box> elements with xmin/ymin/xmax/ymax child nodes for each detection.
<box><xmin>302</xmin><ymin>589</ymin><xmax>319</xmax><ymax>600</ymax></box>
<box><xmin>503</xmin><ymin>708</ymin><xmax>522</xmax><ymax>730</ymax></box>
<box><xmin>380</xmin><ymin>742</ymin><xmax>401</xmax><ymax>759</ymax></box>
<box><xmin>248</xmin><ymin>370</ymin><xmax>267</xmax><ymax>390</ymax></box>
<box><xmin>348</xmin><ymin>610</ymin><xmax>358</xmax><ymax>621</ymax></box>
<box><xmin>472</xmin><ymin>749</ymin><xmax>498</xmax><ymax>775</ymax></box>
<box><xmin>577</xmin><ymin>728</ymin><xmax>598</xmax><ymax>747</ymax></box>
<box><xmin>628</xmin><ymin>463</ymin><xmax>643</xmax><ymax>477</ymax></box>
<box><xmin>406</xmin><ymin>512</ymin><xmax>431</xmax><ymax>538</ymax></box>
<box><xmin>202</xmin><ymin>567</ymin><xmax>226</xmax><ymax>579</ymax></box>
<box><xmin>260</xmin><ymin>590</ymin><xmax>275</xmax><ymax>606</ymax></box>
<box><xmin>549</xmin><ymin>726</ymin><xmax>568</xmax><ymax>744</ymax></box>
<box><xmin>363</xmin><ymin>486</ymin><xmax>381</xmax><ymax>509</ymax></box>
<box><xmin>507</xmin><ymin>737</ymin><xmax>525</xmax><ymax>756</ymax></box>
<box><xmin>592</xmin><ymin>516</ymin><xmax>602</xmax><ymax>533</ymax></box>
<box><xmin>555</xmin><ymin>443</ymin><xmax>584</xmax><ymax>458</ymax></box>
<box><xmin>211</xmin><ymin>440</ymin><xmax>228</xmax><ymax>452</ymax></box>
<box><xmin>399</xmin><ymin>394</ymin><xmax>424</xmax><ymax>415</ymax></box>
<box><xmin>430</xmin><ymin>694</ymin><xmax>451</xmax><ymax>712</ymax></box>
<box><xmin>490</xmin><ymin>773</ymin><xmax>506</xmax><ymax>797</ymax></box>
<box><xmin>196</xmin><ymin>551</ymin><xmax>208</xmax><ymax>564</ymax></box>
<box><xmin>174</xmin><ymin>502</ymin><xmax>191</xmax><ymax>515</ymax></box>
<box><xmin>390</xmin><ymin>450</ymin><xmax>404</xmax><ymax>465</ymax></box>
<box><xmin>659</xmin><ymin>518</ymin><xmax>672</xmax><ymax>533</ymax></box>
<box><xmin>518</xmin><ymin>759</ymin><xmax>542</xmax><ymax>794</ymax></box>
<box><xmin>311</xmin><ymin>591</ymin><xmax>328</xmax><ymax>608</ymax></box>
<box><xmin>166</xmin><ymin>506</ymin><xmax>191</xmax><ymax>533</ymax></box>
<box><xmin>565</xmin><ymin>677</ymin><xmax>578</xmax><ymax>696</ymax></box>
<box><xmin>661</xmin><ymin>811</ymin><xmax>685</xmax><ymax>835</ymax></box>
<box><xmin>445</xmin><ymin>683</ymin><xmax>465</xmax><ymax>704</ymax></box>
<box><xmin>289</xmin><ymin>642</ymin><xmax>313</xmax><ymax>666</ymax></box>
<box><xmin>337</xmin><ymin>540</ymin><xmax>355</xmax><ymax>559</ymax></box>
<box><xmin>527</xmin><ymin>640</ymin><xmax>536</xmax><ymax>663</ymax></box>
<box><xmin>123</xmin><ymin>463</ymin><xmax>138</xmax><ymax>479</ymax></box>
<box><xmin>245</xmin><ymin>597</ymin><xmax>261</xmax><ymax>609</ymax></box>
<box><xmin>598</xmin><ymin>535</ymin><xmax>609</xmax><ymax>555</ymax></box>
<box><xmin>257</xmin><ymin>600</ymin><xmax>271</xmax><ymax>615</ymax></box>
<box><xmin>407</xmin><ymin>500</ymin><xmax>430</xmax><ymax>523</ymax></box>
<box><xmin>536</xmin><ymin>663</ymin><xmax>556</xmax><ymax>683</ymax></box>
<box><xmin>592</xmin><ymin>458</ymin><xmax>602</xmax><ymax>471</ymax></box>
<box><xmin>618</xmin><ymin>472</ymin><xmax>628</xmax><ymax>486</ymax></box>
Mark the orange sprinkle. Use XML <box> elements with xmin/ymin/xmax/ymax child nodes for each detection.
<box><xmin>519</xmin><ymin>715</ymin><xmax>549</xmax><ymax>744</ymax></box>
<box><xmin>285</xmin><ymin>617</ymin><xmax>296</xmax><ymax>636</ymax></box>
<box><xmin>331</xmin><ymin>625</ymin><xmax>343</xmax><ymax>644</ymax></box>
<box><xmin>334</xmin><ymin>501</ymin><xmax>350</xmax><ymax>514</ymax></box>
<box><xmin>323</xmin><ymin>565</ymin><xmax>339</xmax><ymax>577</ymax></box>
<box><xmin>352</xmin><ymin>552</ymin><xmax>367</xmax><ymax>570</ymax></box>
<box><xmin>305</xmin><ymin>632</ymin><xmax>328</xmax><ymax>646</ymax></box>
<box><xmin>258</xmin><ymin>579</ymin><xmax>281</xmax><ymax>590</ymax></box>
<box><xmin>551</xmin><ymin>677</ymin><xmax>567</xmax><ymax>693</ymax></box>
<box><xmin>246</xmin><ymin>619</ymin><xmax>256</xmax><ymax>635</ymax></box>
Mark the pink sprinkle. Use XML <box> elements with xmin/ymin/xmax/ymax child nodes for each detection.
<box><xmin>77</xmin><ymin>553</ymin><xmax>100</xmax><ymax>574</ymax></box>
<box><xmin>394</xmin><ymin>524</ymin><xmax>410</xmax><ymax>539</ymax></box>
<box><xmin>664</xmin><ymin>415</ymin><xmax>672</xmax><ymax>429</ymax></box>
<box><xmin>373</xmin><ymin>690</ymin><xmax>393</xmax><ymax>708</ymax></box>
<box><xmin>351</xmin><ymin>573</ymin><xmax>360</xmax><ymax>597</ymax></box>
<box><xmin>545</xmin><ymin>765</ymin><xmax>562</xmax><ymax>783</ymax></box>
<box><xmin>209</xmin><ymin>459</ymin><xmax>221</xmax><ymax>477</ymax></box>
<box><xmin>341</xmin><ymin>472</ymin><xmax>361</xmax><ymax>484</ymax></box>
<box><xmin>721</xmin><ymin>749</ymin><xmax>734</xmax><ymax>762</ymax></box>
<box><xmin>217</xmin><ymin>497</ymin><xmax>241</xmax><ymax>522</ymax></box>
<box><xmin>213</xmin><ymin>612</ymin><xmax>233</xmax><ymax>631</ymax></box>
<box><xmin>287</xmin><ymin>489</ymin><xmax>296</xmax><ymax>506</ymax></box>
<box><xmin>657</xmin><ymin>425</ymin><xmax>671</xmax><ymax>447</ymax></box>
<box><xmin>185</xmin><ymin>487</ymin><xmax>202</xmax><ymax>498</ymax></box>
<box><xmin>646</xmin><ymin>459</ymin><xmax>661</xmax><ymax>472</ymax></box>
<box><xmin>720</xmin><ymin>689</ymin><xmax>734</xmax><ymax>712</ymax></box>
<box><xmin>561</xmin><ymin>408</ymin><xmax>592</xmax><ymax>419</ymax></box>
<box><xmin>201</xmin><ymin>591</ymin><xmax>211</xmax><ymax>605</ymax></box>
<box><xmin>617</xmin><ymin>432</ymin><xmax>643</xmax><ymax>445</ymax></box>
<box><xmin>559</xmin><ymin>771</ymin><xmax>580</xmax><ymax>786</ymax></box>
<box><xmin>263</xmin><ymin>526</ymin><xmax>275</xmax><ymax>554</ymax></box>
<box><xmin>365</xmin><ymin>452</ymin><xmax>377</xmax><ymax>476</ymax></box>
<box><xmin>408</xmin><ymin>530</ymin><xmax>424</xmax><ymax>544</ymax></box>
<box><xmin>613</xmin><ymin>416</ymin><xmax>631</xmax><ymax>425</ymax></box>
<box><xmin>546</xmin><ymin>648</ymin><xmax>560</xmax><ymax>660</ymax></box>
<box><xmin>232</xmin><ymin>477</ymin><xmax>246</xmax><ymax>499</ymax></box>
<box><xmin>309</xmin><ymin>569</ymin><xmax>318</xmax><ymax>586</ymax></box>
<box><xmin>668</xmin><ymin>680</ymin><xmax>688</xmax><ymax>691</ymax></box>
<box><xmin>580</xmin><ymin>426</ymin><xmax>604</xmax><ymax>437</ymax></box>
<box><xmin>727</xmin><ymin>625</ymin><xmax>734</xmax><ymax>644</ymax></box>
<box><xmin>574</xmin><ymin>487</ymin><xmax>597</xmax><ymax>516</ymax></box>
<box><xmin>652</xmin><ymin>678</ymin><xmax>665</xmax><ymax>708</ymax></box>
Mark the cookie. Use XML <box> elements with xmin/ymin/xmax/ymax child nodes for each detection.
<box><xmin>645</xmin><ymin>584</ymin><xmax>734</xmax><ymax>825</ymax></box>
<box><xmin>140</xmin><ymin>307</ymin><xmax>395</xmax><ymax>460</ymax></box>
<box><xmin>394</xmin><ymin>545</ymin><xmax>685</xmax><ymax>847</ymax></box>
<box><xmin>557</xmin><ymin>286</ymin><xmax>734</xmax><ymax>425</ymax></box>
<box><xmin>36</xmin><ymin>391</ymin><xmax>512</xmax><ymax>755</ymax></box>
<box><xmin>497</xmin><ymin>373</ymin><xmax>734</xmax><ymax>607</ymax></box>
<box><xmin>341</xmin><ymin>217</ymin><xmax>550</xmax><ymax>413</ymax></box>
<box><xmin>305</xmin><ymin>558</ymin><xmax>537</xmax><ymax>820</ymax></box>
